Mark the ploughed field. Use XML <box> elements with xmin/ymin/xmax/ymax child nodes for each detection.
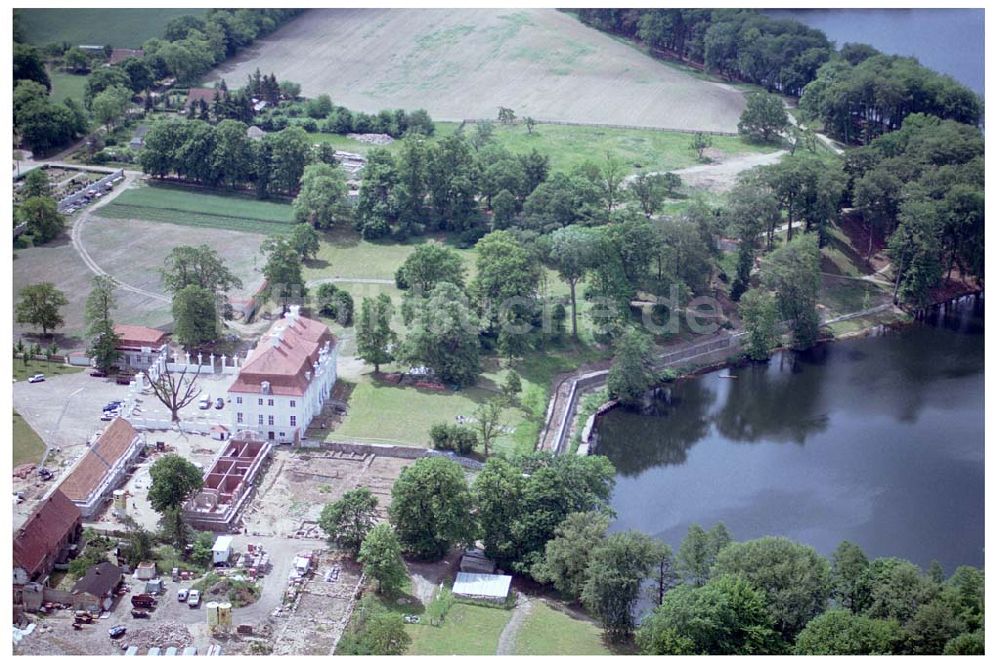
<box><xmin>209</xmin><ymin>8</ymin><xmax>746</xmax><ymax>132</ymax></box>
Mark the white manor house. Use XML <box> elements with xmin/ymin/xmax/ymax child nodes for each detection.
<box><xmin>226</xmin><ymin>306</ymin><xmax>338</xmax><ymax>444</ymax></box>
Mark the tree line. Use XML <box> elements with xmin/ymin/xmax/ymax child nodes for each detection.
<box><xmin>316</xmin><ymin>452</ymin><xmax>984</xmax><ymax>655</ymax></box>
<box><xmin>573</xmin><ymin>8</ymin><xmax>982</xmax><ymax>142</ymax></box>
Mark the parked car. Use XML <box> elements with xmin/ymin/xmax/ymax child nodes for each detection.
<box><xmin>177</xmin><ymin>588</ymin><xmax>189</xmax><ymax>602</ymax></box>
<box><xmin>187</xmin><ymin>590</ymin><xmax>201</xmax><ymax>608</ymax></box>
<box><xmin>90</xmin><ymin>370</ymin><xmax>107</xmax><ymax>378</ymax></box>
<box><xmin>130</xmin><ymin>609</ymin><xmax>150</xmax><ymax>619</ymax></box>
<box><xmin>198</xmin><ymin>395</ymin><xmax>211</xmax><ymax>409</ymax></box>
<box><xmin>215</xmin><ymin>397</ymin><xmax>225</xmax><ymax>409</ymax></box>
<box><xmin>108</xmin><ymin>625</ymin><xmax>127</xmax><ymax>639</ymax></box>
<box><xmin>28</xmin><ymin>374</ymin><xmax>45</xmax><ymax>383</ymax></box>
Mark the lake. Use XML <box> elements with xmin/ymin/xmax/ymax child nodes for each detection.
<box><xmin>596</xmin><ymin>295</ymin><xmax>984</xmax><ymax>573</ymax></box>
<box><xmin>765</xmin><ymin>8</ymin><xmax>985</xmax><ymax>95</ymax></box>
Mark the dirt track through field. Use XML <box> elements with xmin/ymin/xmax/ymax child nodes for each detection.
<box><xmin>210</xmin><ymin>8</ymin><xmax>746</xmax><ymax>132</ymax></box>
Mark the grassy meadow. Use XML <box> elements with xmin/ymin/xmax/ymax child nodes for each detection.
<box><xmin>98</xmin><ymin>184</ymin><xmax>296</xmax><ymax>235</ymax></box>
<box><xmin>48</xmin><ymin>71</ymin><xmax>88</xmax><ymax>105</ymax></box>
<box><xmin>13</xmin><ymin>411</ymin><xmax>47</xmax><ymax>467</ymax></box>
<box><xmin>514</xmin><ymin>602</ymin><xmax>612</xmax><ymax>655</ymax></box>
<box><xmin>16</xmin><ymin>8</ymin><xmax>207</xmax><ymax>47</ymax></box>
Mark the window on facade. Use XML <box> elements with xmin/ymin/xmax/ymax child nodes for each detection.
<box><xmin>258</xmin><ymin>398</ymin><xmax>263</xmax><ymax>406</ymax></box>
<box><xmin>290</xmin><ymin>400</ymin><xmax>296</xmax><ymax>408</ymax></box>
<box><xmin>236</xmin><ymin>396</ymin><xmax>242</xmax><ymax>404</ymax></box>
<box><xmin>268</xmin><ymin>399</ymin><xmax>274</xmax><ymax>407</ymax></box>
<box><xmin>268</xmin><ymin>415</ymin><xmax>274</xmax><ymax>426</ymax></box>
<box><xmin>290</xmin><ymin>415</ymin><xmax>297</xmax><ymax>427</ymax></box>
<box><xmin>258</xmin><ymin>415</ymin><xmax>264</xmax><ymax>426</ymax></box>
<box><xmin>237</xmin><ymin>412</ymin><xmax>244</xmax><ymax>423</ymax></box>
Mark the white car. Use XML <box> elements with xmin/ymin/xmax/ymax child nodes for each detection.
<box><xmin>177</xmin><ymin>588</ymin><xmax>189</xmax><ymax>602</ymax></box>
<box><xmin>187</xmin><ymin>590</ymin><xmax>201</xmax><ymax>608</ymax></box>
<box><xmin>28</xmin><ymin>374</ymin><xmax>45</xmax><ymax>383</ymax></box>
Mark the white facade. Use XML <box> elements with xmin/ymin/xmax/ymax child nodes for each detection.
<box><xmin>227</xmin><ymin>311</ymin><xmax>338</xmax><ymax>444</ymax></box>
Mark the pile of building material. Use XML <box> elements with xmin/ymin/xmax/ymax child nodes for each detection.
<box><xmin>333</xmin><ymin>151</ymin><xmax>367</xmax><ymax>177</ymax></box>
<box><xmin>292</xmin><ymin>521</ymin><xmax>323</xmax><ymax>540</ymax></box>
<box><xmin>117</xmin><ymin>622</ymin><xmax>192</xmax><ymax>650</ymax></box>
<box><xmin>346</xmin><ymin>133</ymin><xmax>394</xmax><ymax>145</ymax></box>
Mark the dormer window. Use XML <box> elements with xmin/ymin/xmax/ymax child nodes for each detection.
<box><xmin>261</xmin><ymin>381</ymin><xmax>271</xmax><ymax>395</ymax></box>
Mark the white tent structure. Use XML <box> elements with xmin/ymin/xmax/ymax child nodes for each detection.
<box><xmin>452</xmin><ymin>572</ymin><xmax>512</xmax><ymax>601</ymax></box>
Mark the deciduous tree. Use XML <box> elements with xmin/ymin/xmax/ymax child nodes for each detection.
<box><xmin>389</xmin><ymin>457</ymin><xmax>471</xmax><ymax>560</ymax></box>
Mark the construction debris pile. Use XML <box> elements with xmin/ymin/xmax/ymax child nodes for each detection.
<box><xmin>117</xmin><ymin>622</ymin><xmax>192</xmax><ymax>650</ymax></box>
<box><xmin>346</xmin><ymin>133</ymin><xmax>394</xmax><ymax>145</ymax></box>
<box><xmin>333</xmin><ymin>151</ymin><xmax>366</xmax><ymax>177</ymax></box>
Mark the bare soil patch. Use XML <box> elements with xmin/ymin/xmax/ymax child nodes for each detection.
<box><xmin>210</xmin><ymin>8</ymin><xmax>746</xmax><ymax>132</ymax></box>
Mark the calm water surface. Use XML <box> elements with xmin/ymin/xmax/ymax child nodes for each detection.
<box><xmin>765</xmin><ymin>8</ymin><xmax>985</xmax><ymax>95</ymax></box>
<box><xmin>597</xmin><ymin>296</ymin><xmax>984</xmax><ymax>572</ymax></box>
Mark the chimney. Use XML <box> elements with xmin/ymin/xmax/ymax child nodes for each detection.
<box><xmin>271</xmin><ymin>325</ymin><xmax>285</xmax><ymax>348</ymax></box>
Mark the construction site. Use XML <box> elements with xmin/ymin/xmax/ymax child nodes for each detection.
<box><xmin>241</xmin><ymin>447</ymin><xmax>412</xmax><ymax>537</ymax></box>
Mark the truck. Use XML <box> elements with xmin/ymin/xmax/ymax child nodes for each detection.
<box><xmin>130</xmin><ymin>593</ymin><xmax>157</xmax><ymax>609</ymax></box>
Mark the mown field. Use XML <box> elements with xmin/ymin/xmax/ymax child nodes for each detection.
<box><xmin>406</xmin><ymin>602</ymin><xmax>513</xmax><ymax>655</ymax></box>
<box><xmin>48</xmin><ymin>71</ymin><xmax>88</xmax><ymax>105</ymax></box>
<box><xmin>514</xmin><ymin>602</ymin><xmax>611</xmax><ymax>655</ymax></box>
<box><xmin>16</xmin><ymin>8</ymin><xmax>207</xmax><ymax>48</ymax></box>
<box><xmin>311</xmin><ymin>120</ymin><xmax>769</xmax><ymax>175</ymax></box>
<box><xmin>13</xmin><ymin>411</ymin><xmax>46</xmax><ymax>467</ymax></box>
<box><xmin>98</xmin><ymin>184</ymin><xmax>296</xmax><ymax>235</ymax></box>
<box><xmin>210</xmin><ymin>8</ymin><xmax>745</xmax><ymax>131</ymax></box>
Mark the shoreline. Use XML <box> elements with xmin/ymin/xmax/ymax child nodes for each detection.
<box><xmin>578</xmin><ymin>289</ymin><xmax>983</xmax><ymax>455</ymax></box>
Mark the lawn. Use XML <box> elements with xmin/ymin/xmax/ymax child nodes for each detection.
<box><xmin>481</xmin><ymin>122</ymin><xmax>772</xmax><ymax>174</ymax></box>
<box><xmin>310</xmin><ymin>120</ymin><xmax>768</xmax><ymax>175</ymax></box>
<box><xmin>16</xmin><ymin>8</ymin><xmax>207</xmax><ymax>47</ymax></box>
<box><xmin>329</xmin><ymin>376</ymin><xmax>523</xmax><ymax>450</ymax></box>
<box><xmin>514</xmin><ymin>601</ymin><xmax>611</xmax><ymax>655</ymax></box>
<box><xmin>48</xmin><ymin>71</ymin><xmax>88</xmax><ymax>106</ymax></box>
<box><xmin>13</xmin><ymin>411</ymin><xmax>46</xmax><ymax>467</ymax></box>
<box><xmin>407</xmin><ymin>602</ymin><xmax>512</xmax><ymax>655</ymax></box>
<box><xmin>12</xmin><ymin>359</ymin><xmax>84</xmax><ymax>383</ymax></box>
<box><xmin>304</xmin><ymin>228</ymin><xmax>471</xmax><ymax>282</ymax></box>
<box><xmin>98</xmin><ymin>184</ymin><xmax>296</xmax><ymax>235</ymax></box>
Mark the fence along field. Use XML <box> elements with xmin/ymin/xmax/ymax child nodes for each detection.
<box><xmin>210</xmin><ymin>8</ymin><xmax>747</xmax><ymax>133</ymax></box>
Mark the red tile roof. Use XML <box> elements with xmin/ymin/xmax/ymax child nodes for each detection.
<box><xmin>13</xmin><ymin>490</ymin><xmax>82</xmax><ymax>578</ymax></box>
<box><xmin>229</xmin><ymin>314</ymin><xmax>335</xmax><ymax>396</ymax></box>
<box><xmin>59</xmin><ymin>418</ymin><xmax>139</xmax><ymax>503</ymax></box>
<box><xmin>109</xmin><ymin>48</ymin><xmax>143</xmax><ymax>65</ymax></box>
<box><xmin>114</xmin><ymin>324</ymin><xmax>168</xmax><ymax>349</ymax></box>
<box><xmin>185</xmin><ymin>87</ymin><xmax>217</xmax><ymax>109</ymax></box>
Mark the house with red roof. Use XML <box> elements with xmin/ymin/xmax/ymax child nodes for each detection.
<box><xmin>58</xmin><ymin>418</ymin><xmax>145</xmax><ymax>518</ymax></box>
<box><xmin>227</xmin><ymin>306</ymin><xmax>338</xmax><ymax>443</ymax></box>
<box><xmin>114</xmin><ymin>323</ymin><xmax>169</xmax><ymax>370</ymax></box>
<box><xmin>13</xmin><ymin>490</ymin><xmax>83</xmax><ymax>584</ymax></box>
<box><xmin>109</xmin><ymin>48</ymin><xmax>143</xmax><ymax>65</ymax></box>
<box><xmin>184</xmin><ymin>87</ymin><xmax>217</xmax><ymax>111</ymax></box>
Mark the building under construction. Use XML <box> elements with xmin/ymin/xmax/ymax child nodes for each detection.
<box><xmin>183</xmin><ymin>434</ymin><xmax>272</xmax><ymax>531</ymax></box>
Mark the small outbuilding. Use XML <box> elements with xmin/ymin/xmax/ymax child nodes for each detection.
<box><xmin>71</xmin><ymin>561</ymin><xmax>123</xmax><ymax>611</ymax></box>
<box><xmin>459</xmin><ymin>548</ymin><xmax>497</xmax><ymax>574</ymax></box>
<box><xmin>134</xmin><ymin>561</ymin><xmax>157</xmax><ymax>580</ymax></box>
<box><xmin>212</xmin><ymin>536</ymin><xmax>234</xmax><ymax>565</ymax></box>
<box><xmin>452</xmin><ymin>572</ymin><xmax>512</xmax><ymax>603</ymax></box>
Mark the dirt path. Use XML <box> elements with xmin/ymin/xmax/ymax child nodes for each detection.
<box><xmin>672</xmin><ymin>150</ymin><xmax>786</xmax><ymax>192</ymax></box>
<box><xmin>67</xmin><ymin>169</ymin><xmax>172</xmax><ymax>303</ymax></box>
<box><xmin>496</xmin><ymin>592</ymin><xmax>532</xmax><ymax>655</ymax></box>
